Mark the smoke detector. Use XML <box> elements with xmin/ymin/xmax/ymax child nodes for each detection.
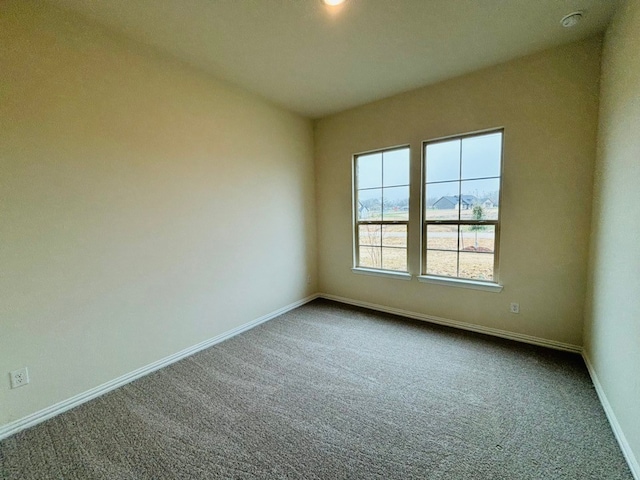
<box><xmin>561</xmin><ymin>11</ymin><xmax>584</xmax><ymax>28</ymax></box>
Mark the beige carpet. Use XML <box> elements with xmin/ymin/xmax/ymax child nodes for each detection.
<box><xmin>0</xmin><ymin>299</ymin><xmax>633</xmax><ymax>479</ymax></box>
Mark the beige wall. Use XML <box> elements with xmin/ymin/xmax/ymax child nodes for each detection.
<box><xmin>3</xmin><ymin>2</ymin><xmax>634</xmax><ymax>464</ymax></box>
<box><xmin>0</xmin><ymin>0</ymin><xmax>316</xmax><ymax>425</ymax></box>
<box><xmin>585</xmin><ymin>0</ymin><xmax>640</xmax><ymax>468</ymax></box>
<box><xmin>315</xmin><ymin>37</ymin><xmax>601</xmax><ymax>347</ymax></box>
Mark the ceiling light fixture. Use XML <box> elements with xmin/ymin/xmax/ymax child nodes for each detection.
<box><xmin>561</xmin><ymin>11</ymin><xmax>584</xmax><ymax>28</ymax></box>
<box><xmin>322</xmin><ymin>0</ymin><xmax>346</xmax><ymax>6</ymax></box>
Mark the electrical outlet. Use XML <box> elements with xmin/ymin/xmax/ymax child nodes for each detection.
<box><xmin>510</xmin><ymin>303</ymin><xmax>520</xmax><ymax>314</ymax></box>
<box><xmin>10</xmin><ymin>367</ymin><xmax>29</xmax><ymax>389</ymax></box>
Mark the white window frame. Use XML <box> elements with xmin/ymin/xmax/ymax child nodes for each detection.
<box><xmin>419</xmin><ymin>128</ymin><xmax>504</xmax><ymax>291</ymax></box>
<box><xmin>352</xmin><ymin>145</ymin><xmax>411</xmax><ymax>278</ymax></box>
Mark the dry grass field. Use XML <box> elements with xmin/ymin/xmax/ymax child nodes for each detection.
<box><xmin>358</xmin><ymin>224</ymin><xmax>407</xmax><ymax>271</ymax></box>
<box><xmin>357</xmin><ymin>207</ymin><xmax>497</xmax><ymax>280</ymax></box>
<box><xmin>424</xmin><ymin>206</ymin><xmax>496</xmax><ymax>280</ymax></box>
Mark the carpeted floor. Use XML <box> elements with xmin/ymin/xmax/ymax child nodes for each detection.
<box><xmin>0</xmin><ymin>299</ymin><xmax>633</xmax><ymax>479</ymax></box>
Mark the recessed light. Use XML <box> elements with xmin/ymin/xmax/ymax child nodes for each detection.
<box><xmin>561</xmin><ymin>11</ymin><xmax>584</xmax><ymax>28</ymax></box>
<box><xmin>322</xmin><ymin>0</ymin><xmax>346</xmax><ymax>6</ymax></box>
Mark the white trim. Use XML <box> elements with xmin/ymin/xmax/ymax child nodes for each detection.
<box><xmin>582</xmin><ymin>352</ymin><xmax>640</xmax><ymax>480</ymax></box>
<box><xmin>0</xmin><ymin>294</ymin><xmax>319</xmax><ymax>441</ymax></box>
<box><xmin>418</xmin><ymin>275</ymin><xmax>503</xmax><ymax>292</ymax></box>
<box><xmin>351</xmin><ymin>267</ymin><xmax>412</xmax><ymax>281</ymax></box>
<box><xmin>319</xmin><ymin>293</ymin><xmax>581</xmax><ymax>353</ymax></box>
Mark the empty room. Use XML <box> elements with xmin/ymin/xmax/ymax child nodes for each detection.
<box><xmin>1</xmin><ymin>0</ymin><xmax>638</xmax><ymax>478</ymax></box>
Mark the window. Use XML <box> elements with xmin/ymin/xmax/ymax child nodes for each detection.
<box><xmin>353</xmin><ymin>146</ymin><xmax>410</xmax><ymax>273</ymax></box>
<box><xmin>422</xmin><ymin>130</ymin><xmax>503</xmax><ymax>283</ymax></box>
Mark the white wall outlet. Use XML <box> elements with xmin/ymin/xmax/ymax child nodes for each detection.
<box><xmin>10</xmin><ymin>367</ymin><xmax>29</xmax><ymax>389</ymax></box>
<box><xmin>510</xmin><ymin>302</ymin><xmax>520</xmax><ymax>314</ymax></box>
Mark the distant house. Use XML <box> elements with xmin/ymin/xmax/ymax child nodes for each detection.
<box><xmin>480</xmin><ymin>198</ymin><xmax>495</xmax><ymax>208</ymax></box>
<box><xmin>433</xmin><ymin>195</ymin><xmax>478</xmax><ymax>210</ymax></box>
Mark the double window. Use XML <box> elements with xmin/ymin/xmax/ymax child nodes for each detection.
<box><xmin>352</xmin><ymin>129</ymin><xmax>503</xmax><ymax>286</ymax></box>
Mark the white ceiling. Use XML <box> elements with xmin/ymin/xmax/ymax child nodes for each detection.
<box><xmin>48</xmin><ymin>0</ymin><xmax>619</xmax><ymax>118</ymax></box>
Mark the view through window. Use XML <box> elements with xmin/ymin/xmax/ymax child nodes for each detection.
<box><xmin>354</xmin><ymin>146</ymin><xmax>410</xmax><ymax>272</ymax></box>
<box><xmin>423</xmin><ymin>130</ymin><xmax>503</xmax><ymax>282</ymax></box>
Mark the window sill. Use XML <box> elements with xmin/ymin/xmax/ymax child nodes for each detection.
<box><xmin>417</xmin><ymin>275</ymin><xmax>503</xmax><ymax>292</ymax></box>
<box><xmin>352</xmin><ymin>268</ymin><xmax>412</xmax><ymax>281</ymax></box>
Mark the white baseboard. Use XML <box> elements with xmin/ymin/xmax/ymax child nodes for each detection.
<box><xmin>319</xmin><ymin>293</ymin><xmax>582</xmax><ymax>353</ymax></box>
<box><xmin>318</xmin><ymin>293</ymin><xmax>639</xmax><ymax>478</ymax></box>
<box><xmin>582</xmin><ymin>352</ymin><xmax>640</xmax><ymax>480</ymax></box>
<box><xmin>0</xmin><ymin>294</ymin><xmax>319</xmax><ymax>442</ymax></box>
<box><xmin>5</xmin><ymin>292</ymin><xmax>636</xmax><ymax>480</ymax></box>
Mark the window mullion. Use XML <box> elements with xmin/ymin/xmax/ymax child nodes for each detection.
<box><xmin>456</xmin><ymin>140</ymin><xmax>463</xmax><ymax>277</ymax></box>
